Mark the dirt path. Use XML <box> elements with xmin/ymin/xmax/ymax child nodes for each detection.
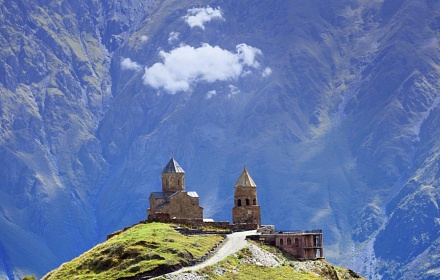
<box><xmin>160</xmin><ymin>230</ymin><xmax>256</xmax><ymax>277</ymax></box>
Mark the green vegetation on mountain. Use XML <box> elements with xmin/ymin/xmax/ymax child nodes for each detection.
<box><xmin>185</xmin><ymin>243</ymin><xmax>364</xmax><ymax>280</ymax></box>
<box><xmin>43</xmin><ymin>222</ymin><xmax>363</xmax><ymax>280</ymax></box>
<box><xmin>42</xmin><ymin>222</ymin><xmax>224</xmax><ymax>280</ymax></box>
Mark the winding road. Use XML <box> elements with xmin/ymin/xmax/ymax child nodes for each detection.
<box><xmin>160</xmin><ymin>230</ymin><xmax>256</xmax><ymax>277</ymax></box>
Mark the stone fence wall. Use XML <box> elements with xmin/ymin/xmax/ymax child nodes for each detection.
<box><xmin>107</xmin><ymin>216</ymin><xmax>258</xmax><ymax>240</ymax></box>
<box><xmin>148</xmin><ymin>213</ymin><xmax>258</xmax><ymax>231</ymax></box>
<box><xmin>187</xmin><ymin>235</ymin><xmax>228</xmax><ymax>266</ymax></box>
<box><xmin>107</xmin><ymin>220</ymin><xmax>148</xmax><ymax>240</ymax></box>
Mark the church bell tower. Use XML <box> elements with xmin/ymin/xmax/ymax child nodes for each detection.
<box><xmin>161</xmin><ymin>157</ymin><xmax>185</xmax><ymax>193</ymax></box>
<box><xmin>232</xmin><ymin>167</ymin><xmax>261</xmax><ymax>226</ymax></box>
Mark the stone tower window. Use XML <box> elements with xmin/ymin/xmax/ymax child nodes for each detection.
<box><xmin>246</xmin><ymin>198</ymin><xmax>250</xmax><ymax>205</ymax></box>
<box><xmin>280</xmin><ymin>238</ymin><xmax>284</xmax><ymax>245</ymax></box>
<box><xmin>178</xmin><ymin>179</ymin><xmax>180</xmax><ymax>186</ymax></box>
<box><xmin>237</xmin><ymin>199</ymin><xmax>242</xmax><ymax>206</ymax></box>
<box><xmin>287</xmin><ymin>238</ymin><xmax>292</xmax><ymax>245</ymax></box>
<box><xmin>294</xmin><ymin>238</ymin><xmax>299</xmax><ymax>247</ymax></box>
<box><xmin>253</xmin><ymin>198</ymin><xmax>256</xmax><ymax>205</ymax></box>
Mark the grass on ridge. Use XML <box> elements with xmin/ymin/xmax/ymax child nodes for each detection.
<box><xmin>42</xmin><ymin>222</ymin><xmax>224</xmax><ymax>280</ymax></box>
<box><xmin>195</xmin><ymin>249</ymin><xmax>322</xmax><ymax>280</ymax></box>
<box><xmin>190</xmin><ymin>241</ymin><xmax>364</xmax><ymax>280</ymax></box>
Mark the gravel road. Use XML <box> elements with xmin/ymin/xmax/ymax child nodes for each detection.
<box><xmin>157</xmin><ymin>229</ymin><xmax>256</xmax><ymax>279</ymax></box>
<box><xmin>184</xmin><ymin>230</ymin><xmax>256</xmax><ymax>271</ymax></box>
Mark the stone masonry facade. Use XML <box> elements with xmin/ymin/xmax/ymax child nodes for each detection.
<box><xmin>147</xmin><ymin>157</ymin><xmax>203</xmax><ymax>221</ymax></box>
<box><xmin>232</xmin><ymin>167</ymin><xmax>261</xmax><ymax>226</ymax></box>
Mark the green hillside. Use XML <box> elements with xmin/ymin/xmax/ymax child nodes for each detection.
<box><xmin>42</xmin><ymin>222</ymin><xmax>363</xmax><ymax>280</ymax></box>
<box><xmin>42</xmin><ymin>222</ymin><xmax>223</xmax><ymax>280</ymax></box>
<box><xmin>162</xmin><ymin>243</ymin><xmax>365</xmax><ymax>280</ymax></box>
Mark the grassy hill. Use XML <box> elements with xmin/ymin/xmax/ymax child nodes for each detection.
<box><xmin>160</xmin><ymin>243</ymin><xmax>364</xmax><ymax>280</ymax></box>
<box><xmin>42</xmin><ymin>222</ymin><xmax>224</xmax><ymax>280</ymax></box>
<box><xmin>185</xmin><ymin>245</ymin><xmax>364</xmax><ymax>280</ymax></box>
<box><xmin>42</xmin><ymin>222</ymin><xmax>363</xmax><ymax>280</ymax></box>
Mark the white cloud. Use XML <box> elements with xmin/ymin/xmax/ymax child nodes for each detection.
<box><xmin>142</xmin><ymin>43</ymin><xmax>263</xmax><ymax>93</ymax></box>
<box><xmin>121</xmin><ymin>58</ymin><xmax>142</xmax><ymax>71</ymax></box>
<box><xmin>237</xmin><ymin>43</ymin><xmax>262</xmax><ymax>68</ymax></box>
<box><xmin>184</xmin><ymin>6</ymin><xmax>223</xmax><ymax>29</ymax></box>
<box><xmin>262</xmin><ymin>67</ymin><xmax>272</xmax><ymax>77</ymax></box>
<box><xmin>140</xmin><ymin>35</ymin><xmax>148</xmax><ymax>42</ymax></box>
<box><xmin>241</xmin><ymin>69</ymin><xmax>253</xmax><ymax>77</ymax></box>
<box><xmin>168</xmin><ymin>32</ymin><xmax>180</xmax><ymax>45</ymax></box>
<box><xmin>206</xmin><ymin>90</ymin><xmax>217</xmax><ymax>99</ymax></box>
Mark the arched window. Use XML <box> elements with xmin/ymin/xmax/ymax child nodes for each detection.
<box><xmin>178</xmin><ymin>179</ymin><xmax>180</xmax><ymax>186</ymax></box>
<box><xmin>246</xmin><ymin>198</ymin><xmax>250</xmax><ymax>205</ymax></box>
<box><xmin>287</xmin><ymin>238</ymin><xmax>292</xmax><ymax>245</ymax></box>
<box><xmin>237</xmin><ymin>199</ymin><xmax>242</xmax><ymax>206</ymax></box>
<box><xmin>279</xmin><ymin>238</ymin><xmax>284</xmax><ymax>245</ymax></box>
<box><xmin>294</xmin><ymin>238</ymin><xmax>299</xmax><ymax>247</ymax></box>
<box><xmin>166</xmin><ymin>179</ymin><xmax>169</xmax><ymax>187</ymax></box>
<box><xmin>253</xmin><ymin>198</ymin><xmax>257</xmax><ymax>205</ymax></box>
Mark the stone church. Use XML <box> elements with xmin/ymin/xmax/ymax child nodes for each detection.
<box><xmin>147</xmin><ymin>157</ymin><xmax>203</xmax><ymax>221</ymax></box>
<box><xmin>147</xmin><ymin>157</ymin><xmax>262</xmax><ymax>225</ymax></box>
<box><xmin>146</xmin><ymin>157</ymin><xmax>323</xmax><ymax>260</ymax></box>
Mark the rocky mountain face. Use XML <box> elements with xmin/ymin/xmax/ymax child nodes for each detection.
<box><xmin>0</xmin><ymin>0</ymin><xmax>151</xmax><ymax>278</ymax></box>
<box><xmin>0</xmin><ymin>0</ymin><xmax>439</xmax><ymax>279</ymax></box>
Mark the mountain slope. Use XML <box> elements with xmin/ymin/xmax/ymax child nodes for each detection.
<box><xmin>42</xmin><ymin>222</ymin><xmax>224</xmax><ymax>280</ymax></box>
<box><xmin>0</xmin><ymin>0</ymin><xmax>153</xmax><ymax>277</ymax></box>
<box><xmin>42</xmin><ymin>222</ymin><xmax>363</xmax><ymax>280</ymax></box>
<box><xmin>1</xmin><ymin>0</ymin><xmax>440</xmax><ymax>279</ymax></box>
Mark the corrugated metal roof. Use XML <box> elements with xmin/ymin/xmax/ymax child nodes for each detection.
<box><xmin>167</xmin><ymin>191</ymin><xmax>181</xmax><ymax>198</ymax></box>
<box><xmin>187</xmin><ymin>191</ymin><xmax>199</xmax><ymax>198</ymax></box>
<box><xmin>162</xmin><ymin>157</ymin><xmax>185</xmax><ymax>173</ymax></box>
<box><xmin>156</xmin><ymin>202</ymin><xmax>169</xmax><ymax>209</ymax></box>
<box><xmin>151</xmin><ymin>192</ymin><xmax>167</xmax><ymax>199</ymax></box>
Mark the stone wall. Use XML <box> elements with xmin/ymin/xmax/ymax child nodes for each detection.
<box><xmin>233</xmin><ymin>185</ymin><xmax>261</xmax><ymax>226</ymax></box>
<box><xmin>164</xmin><ymin>192</ymin><xmax>203</xmax><ymax>220</ymax></box>
<box><xmin>149</xmin><ymin>191</ymin><xmax>203</xmax><ymax>221</ymax></box>
<box><xmin>232</xmin><ymin>204</ymin><xmax>261</xmax><ymax>225</ymax></box>
<box><xmin>162</xmin><ymin>173</ymin><xmax>185</xmax><ymax>192</ymax></box>
<box><xmin>107</xmin><ymin>220</ymin><xmax>148</xmax><ymax>240</ymax></box>
<box><xmin>147</xmin><ymin>213</ymin><xmax>258</xmax><ymax>231</ymax></box>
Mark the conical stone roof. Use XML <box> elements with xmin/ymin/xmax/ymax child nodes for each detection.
<box><xmin>162</xmin><ymin>157</ymin><xmax>185</xmax><ymax>173</ymax></box>
<box><xmin>235</xmin><ymin>167</ymin><xmax>256</xmax><ymax>188</ymax></box>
